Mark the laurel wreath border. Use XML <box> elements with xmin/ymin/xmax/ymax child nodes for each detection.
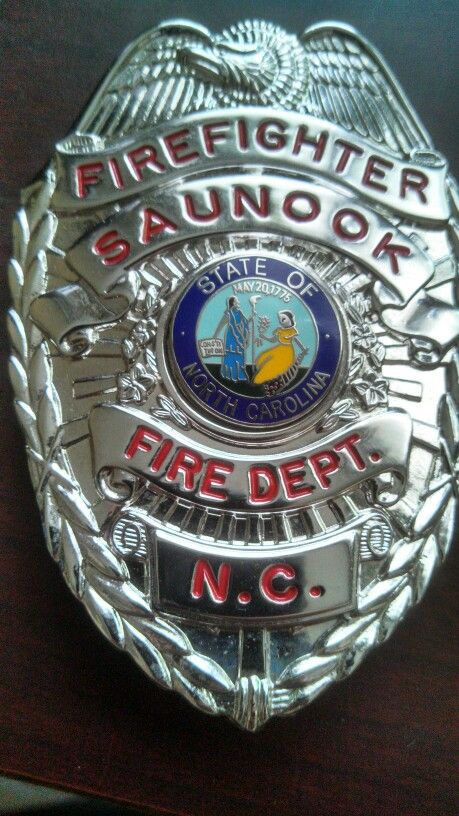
<box><xmin>7</xmin><ymin>166</ymin><xmax>458</xmax><ymax>730</ymax></box>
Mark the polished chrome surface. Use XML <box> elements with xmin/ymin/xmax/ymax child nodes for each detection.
<box><xmin>8</xmin><ymin>19</ymin><xmax>458</xmax><ymax>729</ymax></box>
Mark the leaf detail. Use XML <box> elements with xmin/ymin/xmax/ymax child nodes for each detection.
<box><xmin>179</xmin><ymin>653</ymin><xmax>234</xmax><ymax>693</ymax></box>
<box><xmin>12</xmin><ymin>209</ymin><xmax>29</xmax><ymax>270</ymax></box>
<box><xmin>7</xmin><ymin>309</ymin><xmax>27</xmax><ymax>361</ymax></box>
<box><xmin>43</xmin><ymin>488</ymin><xmax>62</xmax><ymax>560</ymax></box>
<box><xmin>172</xmin><ymin>669</ymin><xmax>218</xmax><ymax>715</ymax></box>
<box><xmin>318</xmin><ymin>398</ymin><xmax>359</xmax><ymax>430</ymax></box>
<box><xmin>7</xmin><ymin>259</ymin><xmax>24</xmax><ymax>312</ymax></box>
<box><xmin>358</xmin><ymin>575</ymin><xmax>406</xmax><ymax>613</ymax></box>
<box><xmin>281</xmin><ymin>674</ymin><xmax>336</xmax><ymax>713</ymax></box>
<box><xmin>49</xmin><ymin>483</ymin><xmax>99</xmax><ymax>533</ymax></box>
<box><xmin>277</xmin><ymin>654</ymin><xmax>340</xmax><ymax>688</ymax></box>
<box><xmin>85</xmin><ymin>566</ymin><xmax>151</xmax><ymax>616</ymax></box>
<box><xmin>8</xmin><ymin>356</ymin><xmax>29</xmax><ymax>404</ymax></box>
<box><xmin>348</xmin><ymin>354</ymin><xmax>364</xmax><ymax>379</ymax></box>
<box><xmin>60</xmin><ymin>521</ymin><xmax>85</xmax><ymax>597</ymax></box>
<box><xmin>22</xmin><ymin>251</ymin><xmax>48</xmax><ymax>318</ymax></box>
<box><xmin>436</xmin><ymin>496</ymin><xmax>457</xmax><ymax>557</ymax></box>
<box><xmin>322</xmin><ymin>613</ymin><xmax>377</xmax><ymax>653</ymax></box>
<box><xmin>413</xmin><ymin>483</ymin><xmax>452</xmax><ymax>535</ymax></box>
<box><xmin>415</xmin><ymin>534</ymin><xmax>439</xmax><ymax>602</ymax></box>
<box><xmin>380</xmin><ymin>585</ymin><xmax>413</xmax><ymax>641</ymax></box>
<box><xmin>14</xmin><ymin>400</ymin><xmax>40</xmax><ymax>450</ymax></box>
<box><xmin>344</xmin><ymin>620</ymin><xmax>381</xmax><ymax>672</ymax></box>
<box><xmin>84</xmin><ymin>585</ymin><xmax>125</xmax><ymax>648</ymax></box>
<box><xmin>27</xmin><ymin>213</ymin><xmax>57</xmax><ymax>267</ymax></box>
<box><xmin>27</xmin><ymin>449</ymin><xmax>75</xmax><ymax>491</ymax></box>
<box><xmin>440</xmin><ymin>393</ymin><xmax>459</xmax><ymax>461</ymax></box>
<box><xmin>37</xmin><ymin>384</ymin><xmax>62</xmax><ymax>451</ymax></box>
<box><xmin>136</xmin><ymin>618</ymin><xmax>190</xmax><ymax>656</ymax></box>
<box><xmin>29</xmin><ymin>344</ymin><xmax>52</xmax><ymax>405</ymax></box>
<box><xmin>28</xmin><ymin>167</ymin><xmax>56</xmax><ymax>233</ymax></box>
<box><xmin>447</xmin><ymin>350</ymin><xmax>459</xmax><ymax>406</ymax></box>
<box><xmin>385</xmin><ymin>539</ymin><xmax>424</xmax><ymax>577</ymax></box>
<box><xmin>78</xmin><ymin>531</ymin><xmax>128</xmax><ymax>581</ymax></box>
<box><xmin>123</xmin><ymin>620</ymin><xmax>171</xmax><ymax>687</ymax></box>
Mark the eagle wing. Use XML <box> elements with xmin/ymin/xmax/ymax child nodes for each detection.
<box><xmin>74</xmin><ymin>19</ymin><xmax>432</xmax><ymax>157</ymax></box>
<box><xmin>301</xmin><ymin>23</ymin><xmax>431</xmax><ymax>156</ymax></box>
<box><xmin>76</xmin><ymin>20</ymin><xmax>218</xmax><ymax>139</ymax></box>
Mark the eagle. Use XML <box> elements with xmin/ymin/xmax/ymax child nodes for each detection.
<box><xmin>73</xmin><ymin>19</ymin><xmax>431</xmax><ymax>158</ymax></box>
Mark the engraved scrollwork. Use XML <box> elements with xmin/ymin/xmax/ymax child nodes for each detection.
<box><xmin>342</xmin><ymin>292</ymin><xmax>388</xmax><ymax>407</ymax></box>
<box><xmin>7</xmin><ymin>18</ymin><xmax>458</xmax><ymax>730</ymax></box>
<box><xmin>97</xmin><ymin>467</ymin><xmax>145</xmax><ymax>503</ymax></box>
<box><xmin>9</xmin><ymin>178</ymin><xmax>457</xmax><ymax>727</ymax></box>
<box><xmin>318</xmin><ymin>288</ymin><xmax>388</xmax><ymax>429</ymax></box>
<box><xmin>115</xmin><ymin>267</ymin><xmax>171</xmax><ymax>407</ymax></box>
<box><xmin>150</xmin><ymin>395</ymin><xmax>191</xmax><ymax>429</ymax></box>
<box><xmin>60</xmin><ymin>326</ymin><xmax>97</xmax><ymax>357</ymax></box>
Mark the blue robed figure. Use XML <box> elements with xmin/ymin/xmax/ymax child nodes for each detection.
<box><xmin>214</xmin><ymin>297</ymin><xmax>250</xmax><ymax>382</ymax></box>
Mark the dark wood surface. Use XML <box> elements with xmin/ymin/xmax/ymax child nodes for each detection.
<box><xmin>0</xmin><ymin>3</ymin><xmax>458</xmax><ymax>814</ymax></box>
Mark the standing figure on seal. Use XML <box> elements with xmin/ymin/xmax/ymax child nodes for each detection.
<box><xmin>214</xmin><ymin>296</ymin><xmax>251</xmax><ymax>382</ymax></box>
<box><xmin>253</xmin><ymin>310</ymin><xmax>307</xmax><ymax>385</ymax></box>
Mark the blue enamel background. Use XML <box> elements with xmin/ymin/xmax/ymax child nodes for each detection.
<box><xmin>171</xmin><ymin>256</ymin><xmax>342</xmax><ymax>427</ymax></box>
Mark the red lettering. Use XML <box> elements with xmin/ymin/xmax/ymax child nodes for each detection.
<box><xmin>279</xmin><ymin>459</ymin><xmax>314</xmax><ymax>499</ymax></box>
<box><xmin>308</xmin><ymin>449</ymin><xmax>340</xmax><ymax>489</ymax></box>
<box><xmin>237</xmin><ymin>119</ymin><xmax>249</xmax><ymax>151</ymax></box>
<box><xmin>334</xmin><ymin>433</ymin><xmax>366</xmax><ymax>470</ymax></box>
<box><xmin>166</xmin><ymin>447</ymin><xmax>203</xmax><ymax>491</ymax></box>
<box><xmin>162</xmin><ymin>128</ymin><xmax>199</xmax><ymax>165</ymax></box>
<box><xmin>199</xmin><ymin>460</ymin><xmax>234</xmax><ymax>502</ymax></box>
<box><xmin>256</xmin><ymin>120</ymin><xmax>286</xmax><ymax>151</ymax></box>
<box><xmin>332</xmin><ymin>208</ymin><xmax>369</xmax><ymax>241</ymax></box>
<box><xmin>233</xmin><ymin>185</ymin><xmax>269</xmax><ymax>218</ymax></box>
<box><xmin>93</xmin><ymin>230</ymin><xmax>131</xmax><ymax>266</ymax></box>
<box><xmin>292</xmin><ymin>126</ymin><xmax>328</xmax><ymax>161</ymax></box>
<box><xmin>191</xmin><ymin>559</ymin><xmax>231</xmax><ymax>603</ymax></box>
<box><xmin>334</xmin><ymin>140</ymin><xmax>364</xmax><ymax>173</ymax></box>
<box><xmin>107</xmin><ymin>157</ymin><xmax>124</xmax><ymax>190</ymax></box>
<box><xmin>125</xmin><ymin>426</ymin><xmax>161</xmax><ymax>459</ymax></box>
<box><xmin>126</xmin><ymin>145</ymin><xmax>165</xmax><ymax>180</ymax></box>
<box><xmin>248</xmin><ymin>466</ymin><xmax>278</xmax><ymax>505</ymax></box>
<box><xmin>283</xmin><ymin>191</ymin><xmax>320</xmax><ymax>223</ymax></box>
<box><xmin>400</xmin><ymin>168</ymin><xmax>428</xmax><ymax>203</ymax></box>
<box><xmin>372</xmin><ymin>231</ymin><xmax>411</xmax><ymax>274</ymax></box>
<box><xmin>141</xmin><ymin>207</ymin><xmax>177</xmax><ymax>244</ymax></box>
<box><xmin>260</xmin><ymin>564</ymin><xmax>298</xmax><ymax>604</ymax></box>
<box><xmin>202</xmin><ymin>121</ymin><xmax>230</xmax><ymax>155</ymax></box>
<box><xmin>184</xmin><ymin>189</ymin><xmax>221</xmax><ymax>222</ymax></box>
<box><xmin>75</xmin><ymin>162</ymin><xmax>103</xmax><ymax>198</ymax></box>
<box><xmin>149</xmin><ymin>439</ymin><xmax>173</xmax><ymax>473</ymax></box>
<box><xmin>362</xmin><ymin>155</ymin><xmax>394</xmax><ymax>192</ymax></box>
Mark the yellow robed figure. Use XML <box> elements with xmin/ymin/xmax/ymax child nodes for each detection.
<box><xmin>253</xmin><ymin>310</ymin><xmax>307</xmax><ymax>385</ymax></box>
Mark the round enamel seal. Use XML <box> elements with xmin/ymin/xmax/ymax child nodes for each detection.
<box><xmin>171</xmin><ymin>255</ymin><xmax>342</xmax><ymax>428</ymax></box>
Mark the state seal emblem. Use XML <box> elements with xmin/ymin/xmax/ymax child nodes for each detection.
<box><xmin>171</xmin><ymin>255</ymin><xmax>343</xmax><ymax>427</ymax></box>
<box><xmin>8</xmin><ymin>19</ymin><xmax>458</xmax><ymax>729</ymax></box>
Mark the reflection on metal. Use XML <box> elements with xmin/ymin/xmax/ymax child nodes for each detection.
<box><xmin>8</xmin><ymin>18</ymin><xmax>458</xmax><ymax>728</ymax></box>
<box><xmin>360</xmin><ymin>517</ymin><xmax>393</xmax><ymax>560</ymax></box>
<box><xmin>112</xmin><ymin>516</ymin><xmax>148</xmax><ymax>560</ymax></box>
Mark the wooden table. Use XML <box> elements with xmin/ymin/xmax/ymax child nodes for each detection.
<box><xmin>0</xmin><ymin>3</ymin><xmax>457</xmax><ymax>814</ymax></box>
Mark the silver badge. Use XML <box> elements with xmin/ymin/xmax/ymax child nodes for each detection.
<box><xmin>8</xmin><ymin>19</ymin><xmax>458</xmax><ymax>729</ymax></box>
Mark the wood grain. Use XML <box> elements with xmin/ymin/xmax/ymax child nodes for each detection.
<box><xmin>0</xmin><ymin>3</ymin><xmax>457</xmax><ymax>814</ymax></box>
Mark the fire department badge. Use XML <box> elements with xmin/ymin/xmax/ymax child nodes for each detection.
<box><xmin>8</xmin><ymin>19</ymin><xmax>458</xmax><ymax>729</ymax></box>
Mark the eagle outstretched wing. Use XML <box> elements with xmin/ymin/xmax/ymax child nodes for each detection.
<box><xmin>301</xmin><ymin>22</ymin><xmax>431</xmax><ymax>156</ymax></box>
<box><xmin>74</xmin><ymin>19</ymin><xmax>432</xmax><ymax>159</ymax></box>
<box><xmin>73</xmin><ymin>19</ymin><xmax>311</xmax><ymax>141</ymax></box>
<box><xmin>76</xmin><ymin>20</ymin><xmax>221</xmax><ymax>139</ymax></box>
